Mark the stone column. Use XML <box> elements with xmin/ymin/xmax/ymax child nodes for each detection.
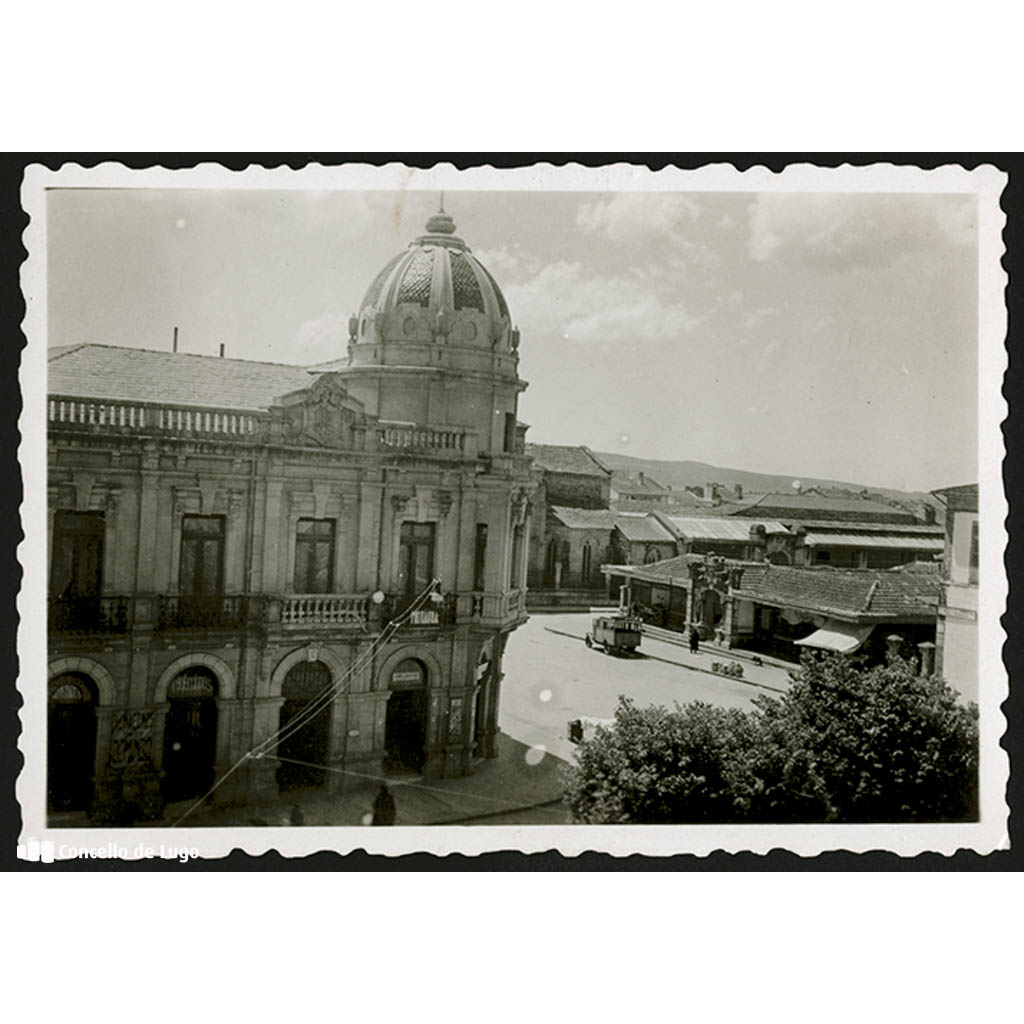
<box><xmin>248</xmin><ymin>697</ymin><xmax>285</xmax><ymax>800</ymax></box>
<box><xmin>212</xmin><ymin>698</ymin><xmax>244</xmax><ymax>804</ymax></box>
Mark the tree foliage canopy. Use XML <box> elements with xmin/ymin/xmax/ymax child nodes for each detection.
<box><xmin>562</xmin><ymin>655</ymin><xmax>978</xmax><ymax>825</ymax></box>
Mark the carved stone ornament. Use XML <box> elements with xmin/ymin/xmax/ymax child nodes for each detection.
<box><xmin>279</xmin><ymin>373</ymin><xmax>363</xmax><ymax>449</ymax></box>
<box><xmin>391</xmin><ymin>494</ymin><xmax>414</xmax><ymax>517</ymax></box>
<box><xmin>108</xmin><ymin>709</ymin><xmax>156</xmax><ymax>770</ymax></box>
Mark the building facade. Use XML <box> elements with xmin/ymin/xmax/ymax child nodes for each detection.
<box><xmin>932</xmin><ymin>484</ymin><xmax>979</xmax><ymax>702</ymax></box>
<box><xmin>46</xmin><ymin>206</ymin><xmax>534</xmax><ymax>823</ymax></box>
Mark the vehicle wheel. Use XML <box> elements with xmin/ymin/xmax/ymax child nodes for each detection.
<box><xmin>584</xmin><ymin>635</ymin><xmax>592</xmax><ymax>648</ymax></box>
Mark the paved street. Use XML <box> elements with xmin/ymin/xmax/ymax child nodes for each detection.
<box><xmin>499</xmin><ymin>612</ymin><xmax>794</xmax><ymax>763</ymax></box>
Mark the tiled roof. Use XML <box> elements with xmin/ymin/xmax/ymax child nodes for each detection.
<box><xmin>611</xmin><ymin>472</ymin><xmax>670</xmax><ymax>495</ymax></box>
<box><xmin>614</xmin><ymin>515</ymin><xmax>676</xmax><ymax>543</ymax></box>
<box><xmin>734</xmin><ymin>491</ymin><xmax>907</xmax><ymax>516</ymax></box>
<box><xmin>526</xmin><ymin>444</ymin><xmax>611</xmax><ymax>477</ymax></box>
<box><xmin>665</xmin><ymin>516</ymin><xmax>791</xmax><ymax>542</ymax></box>
<box><xmin>48</xmin><ymin>344</ymin><xmax>317</xmax><ymax>412</ymax></box>
<box><xmin>550</xmin><ymin>507</ymin><xmax>619</xmax><ymax>530</ymax></box>
<box><xmin>732</xmin><ymin>564</ymin><xmax>939</xmax><ymax>621</ymax></box>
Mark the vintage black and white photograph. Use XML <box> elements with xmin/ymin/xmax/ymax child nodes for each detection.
<box><xmin>17</xmin><ymin>160</ymin><xmax>1007</xmax><ymax>860</ymax></box>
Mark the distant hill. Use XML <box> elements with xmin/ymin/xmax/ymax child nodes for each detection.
<box><xmin>591</xmin><ymin>451</ymin><xmax>941</xmax><ymax>510</ymax></box>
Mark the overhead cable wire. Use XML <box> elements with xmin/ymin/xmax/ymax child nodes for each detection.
<box><xmin>171</xmin><ymin>577</ymin><xmax>443</xmax><ymax>827</ymax></box>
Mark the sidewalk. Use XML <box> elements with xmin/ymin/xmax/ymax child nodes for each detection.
<box><xmin>158</xmin><ymin>732</ymin><xmax>571</xmax><ymax>828</ymax></box>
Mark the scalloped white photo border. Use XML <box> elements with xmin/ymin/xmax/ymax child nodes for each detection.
<box><xmin>17</xmin><ymin>159</ymin><xmax>1009</xmax><ymax>860</ymax></box>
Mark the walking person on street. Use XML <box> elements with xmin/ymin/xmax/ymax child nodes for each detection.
<box><xmin>689</xmin><ymin>625</ymin><xmax>700</xmax><ymax>654</ymax></box>
<box><xmin>372</xmin><ymin>782</ymin><xmax>396</xmax><ymax>826</ymax></box>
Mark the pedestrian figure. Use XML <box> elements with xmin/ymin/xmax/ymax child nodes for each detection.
<box><xmin>372</xmin><ymin>782</ymin><xmax>396</xmax><ymax>826</ymax></box>
<box><xmin>689</xmin><ymin>626</ymin><xmax>700</xmax><ymax>654</ymax></box>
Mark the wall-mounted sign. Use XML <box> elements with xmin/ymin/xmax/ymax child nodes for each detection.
<box><xmin>390</xmin><ymin>660</ymin><xmax>426</xmax><ymax>690</ymax></box>
<box><xmin>168</xmin><ymin>670</ymin><xmax>216</xmax><ymax>700</ymax></box>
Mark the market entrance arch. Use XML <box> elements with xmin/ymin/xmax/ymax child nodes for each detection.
<box><xmin>162</xmin><ymin>667</ymin><xmax>219</xmax><ymax>803</ymax></box>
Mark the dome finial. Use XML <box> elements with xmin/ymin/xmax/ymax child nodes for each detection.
<box><xmin>425</xmin><ymin>196</ymin><xmax>456</xmax><ymax>236</ymax></box>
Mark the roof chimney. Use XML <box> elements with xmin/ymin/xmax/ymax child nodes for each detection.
<box><xmin>638</xmin><ymin>472</ymin><xmax>645</xmax><ymax>485</ymax></box>
<box><xmin>173</xmin><ymin>326</ymin><xmax>178</xmax><ymax>353</ymax></box>
<box><xmin>734</xmin><ymin>483</ymin><xmax>743</xmax><ymax>500</ymax></box>
<box><xmin>219</xmin><ymin>344</ymin><xmax>225</xmax><ymax>358</ymax></box>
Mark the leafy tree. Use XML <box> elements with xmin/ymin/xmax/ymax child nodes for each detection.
<box><xmin>562</xmin><ymin>654</ymin><xmax>978</xmax><ymax>825</ymax></box>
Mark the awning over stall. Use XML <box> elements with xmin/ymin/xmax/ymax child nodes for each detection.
<box><xmin>794</xmin><ymin>620</ymin><xmax>874</xmax><ymax>654</ymax></box>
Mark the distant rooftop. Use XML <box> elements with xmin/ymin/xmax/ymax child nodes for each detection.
<box><xmin>526</xmin><ymin>444</ymin><xmax>611</xmax><ymax>477</ymax></box>
<box><xmin>664</xmin><ymin>516</ymin><xmax>790</xmax><ymax>542</ymax></box>
<box><xmin>931</xmin><ymin>484</ymin><xmax>979</xmax><ymax>513</ymax></box>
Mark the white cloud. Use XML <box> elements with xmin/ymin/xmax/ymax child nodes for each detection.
<box><xmin>505</xmin><ymin>260</ymin><xmax>704</xmax><ymax>349</ymax></box>
<box><xmin>747</xmin><ymin>193</ymin><xmax>976</xmax><ymax>270</ymax></box>
<box><xmin>292</xmin><ymin>313</ymin><xmax>349</xmax><ymax>365</ymax></box>
<box><xmin>577</xmin><ymin>192</ymin><xmax>702</xmax><ymax>242</ymax></box>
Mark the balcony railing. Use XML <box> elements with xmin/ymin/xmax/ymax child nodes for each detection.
<box><xmin>49</xmin><ymin>395</ymin><xmax>480</xmax><ymax>459</ymax></box>
<box><xmin>49</xmin><ymin>395</ymin><xmax>266</xmax><ymax>442</ymax></box>
<box><xmin>156</xmin><ymin>594</ymin><xmax>258</xmax><ymax>631</ymax></box>
<box><xmin>280</xmin><ymin>594</ymin><xmax>369</xmax><ymax>627</ymax></box>
<box><xmin>376</xmin><ymin>422</ymin><xmax>476</xmax><ymax>457</ymax></box>
<box><xmin>49</xmin><ymin>596</ymin><xmax>133</xmax><ymax>634</ymax></box>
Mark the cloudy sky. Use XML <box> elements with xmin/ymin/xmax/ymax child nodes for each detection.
<box><xmin>47</xmin><ymin>187</ymin><xmax>978</xmax><ymax>492</ymax></box>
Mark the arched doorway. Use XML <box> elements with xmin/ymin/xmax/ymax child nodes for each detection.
<box><xmin>277</xmin><ymin>660</ymin><xmax>332</xmax><ymax>790</ymax></box>
<box><xmin>384</xmin><ymin>658</ymin><xmax>427</xmax><ymax>774</ymax></box>
<box><xmin>162</xmin><ymin>667</ymin><xmax>219</xmax><ymax>803</ymax></box>
<box><xmin>48</xmin><ymin>673</ymin><xmax>98</xmax><ymax>812</ymax></box>
<box><xmin>700</xmin><ymin>589</ymin><xmax>723</xmax><ymax>632</ymax></box>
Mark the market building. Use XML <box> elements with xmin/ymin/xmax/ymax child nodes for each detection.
<box><xmin>605</xmin><ymin>555</ymin><xmax>939</xmax><ymax>666</ymax></box>
<box><xmin>46</xmin><ymin>205</ymin><xmax>534</xmax><ymax>823</ymax></box>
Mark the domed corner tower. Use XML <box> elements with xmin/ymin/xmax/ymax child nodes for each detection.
<box><xmin>337</xmin><ymin>200</ymin><xmax>534</xmax><ymax>780</ymax></box>
<box><xmin>340</xmin><ymin>201</ymin><xmax>526</xmax><ymax>457</ymax></box>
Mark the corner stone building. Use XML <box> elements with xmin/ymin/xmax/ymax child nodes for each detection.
<box><xmin>46</xmin><ymin>207</ymin><xmax>534</xmax><ymax>822</ymax></box>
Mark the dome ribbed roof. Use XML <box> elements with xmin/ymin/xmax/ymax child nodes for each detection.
<box><xmin>358</xmin><ymin>207</ymin><xmax>510</xmax><ymax>324</ymax></box>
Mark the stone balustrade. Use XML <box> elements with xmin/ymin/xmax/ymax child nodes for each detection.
<box><xmin>49</xmin><ymin>395</ymin><xmax>266</xmax><ymax>441</ymax></box>
<box><xmin>280</xmin><ymin>594</ymin><xmax>369</xmax><ymax>627</ymax></box>
<box><xmin>376</xmin><ymin>422</ymin><xmax>476</xmax><ymax>456</ymax></box>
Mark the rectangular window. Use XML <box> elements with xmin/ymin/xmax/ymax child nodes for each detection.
<box><xmin>814</xmin><ymin>550</ymin><xmax>831</xmax><ymax>564</ymax></box>
<box><xmin>503</xmin><ymin>412</ymin><xmax>516</xmax><ymax>454</ymax></box>
<box><xmin>398</xmin><ymin>522</ymin><xmax>435</xmax><ymax>600</ymax></box>
<box><xmin>969</xmin><ymin>519</ymin><xmax>979</xmax><ymax>584</ymax></box>
<box><xmin>179</xmin><ymin>515</ymin><xmax>225</xmax><ymax>596</ymax></box>
<box><xmin>51</xmin><ymin>511</ymin><xmax>105</xmax><ymax>629</ymax></box>
<box><xmin>473</xmin><ymin>523</ymin><xmax>488</xmax><ymax>591</ymax></box>
<box><xmin>51</xmin><ymin>511</ymin><xmax>105</xmax><ymax>600</ymax></box>
<box><xmin>295</xmin><ymin>518</ymin><xmax>335</xmax><ymax>593</ymax></box>
<box><xmin>509</xmin><ymin>523</ymin><xmax>524</xmax><ymax>589</ymax></box>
